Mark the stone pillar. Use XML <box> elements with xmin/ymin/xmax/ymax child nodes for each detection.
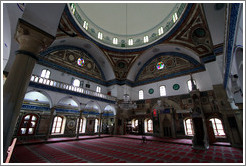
<box><xmin>98</xmin><ymin>112</ymin><xmax>103</xmax><ymax>137</ymax></box>
<box><xmin>45</xmin><ymin>107</ymin><xmax>56</xmax><ymax>140</ymax></box>
<box><xmin>114</xmin><ymin>115</ymin><xmax>118</xmax><ymax>135</ymax></box>
<box><xmin>190</xmin><ymin>90</ymin><xmax>209</xmax><ymax>150</ymax></box>
<box><xmin>3</xmin><ymin>19</ymin><xmax>54</xmax><ymax>160</ymax></box>
<box><xmin>171</xmin><ymin>109</ymin><xmax>177</xmax><ymax>138</ymax></box>
<box><xmin>76</xmin><ymin>110</ymin><xmax>83</xmax><ymax>139</ymax></box>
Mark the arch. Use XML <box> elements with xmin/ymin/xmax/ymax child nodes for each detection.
<box><xmin>24</xmin><ymin>90</ymin><xmax>53</xmax><ymax>108</ymax></box>
<box><xmin>40</xmin><ymin>38</ymin><xmax>115</xmax><ymax>81</ymax></box>
<box><xmin>104</xmin><ymin>105</ymin><xmax>116</xmax><ymax>115</ymax></box>
<box><xmin>127</xmin><ymin>43</ymin><xmax>201</xmax><ymax>81</ymax></box>
<box><xmin>57</xmin><ymin>96</ymin><xmax>80</xmax><ymax>109</ymax></box>
<box><xmin>85</xmin><ymin>100</ymin><xmax>102</xmax><ymax>113</ymax></box>
<box><xmin>134</xmin><ymin>51</ymin><xmax>204</xmax><ymax>82</ymax></box>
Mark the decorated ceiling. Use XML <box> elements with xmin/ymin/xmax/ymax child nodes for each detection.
<box><xmin>136</xmin><ymin>54</ymin><xmax>205</xmax><ymax>82</ymax></box>
<box><xmin>44</xmin><ymin>3</ymin><xmax>217</xmax><ymax>85</ymax></box>
<box><xmin>40</xmin><ymin>48</ymin><xmax>105</xmax><ymax>81</ymax></box>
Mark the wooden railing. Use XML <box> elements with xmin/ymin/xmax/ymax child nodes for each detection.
<box><xmin>30</xmin><ymin>75</ymin><xmax>116</xmax><ymax>101</ymax></box>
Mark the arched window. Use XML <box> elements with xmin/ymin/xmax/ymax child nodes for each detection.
<box><xmin>73</xmin><ymin>79</ymin><xmax>80</xmax><ymax>87</ymax></box>
<box><xmin>52</xmin><ymin>116</ymin><xmax>65</xmax><ymax>134</ymax></box>
<box><xmin>41</xmin><ymin>69</ymin><xmax>50</xmax><ymax>79</ymax></box>
<box><xmin>95</xmin><ymin>119</ymin><xmax>99</xmax><ymax>133</ymax></box>
<box><xmin>96</xmin><ymin>86</ymin><xmax>101</xmax><ymax>93</ymax></box>
<box><xmin>160</xmin><ymin>85</ymin><xmax>166</xmax><ymax>96</ymax></box>
<box><xmin>139</xmin><ymin>90</ymin><xmax>144</xmax><ymax>100</ymax></box>
<box><xmin>187</xmin><ymin>79</ymin><xmax>196</xmax><ymax>91</ymax></box>
<box><xmin>209</xmin><ymin>118</ymin><xmax>225</xmax><ymax>136</ymax></box>
<box><xmin>19</xmin><ymin>114</ymin><xmax>39</xmax><ymax>135</ymax></box>
<box><xmin>77</xmin><ymin>117</ymin><xmax>86</xmax><ymax>133</ymax></box>
<box><xmin>184</xmin><ymin>118</ymin><xmax>193</xmax><ymax>135</ymax></box>
<box><xmin>147</xmin><ymin>119</ymin><xmax>153</xmax><ymax>132</ymax></box>
<box><xmin>132</xmin><ymin>119</ymin><xmax>138</xmax><ymax>128</ymax></box>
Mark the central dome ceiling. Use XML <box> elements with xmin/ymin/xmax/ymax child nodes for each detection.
<box><xmin>69</xmin><ymin>3</ymin><xmax>187</xmax><ymax>49</ymax></box>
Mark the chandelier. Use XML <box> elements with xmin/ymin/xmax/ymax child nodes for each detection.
<box><xmin>118</xmin><ymin>93</ymin><xmax>137</xmax><ymax>110</ymax></box>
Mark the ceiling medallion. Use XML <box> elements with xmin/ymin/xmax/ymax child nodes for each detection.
<box><xmin>86</xmin><ymin>62</ymin><xmax>92</xmax><ymax>70</ymax></box>
<box><xmin>148</xmin><ymin>88</ymin><xmax>154</xmax><ymax>94</ymax></box>
<box><xmin>118</xmin><ymin>61</ymin><xmax>126</xmax><ymax>69</ymax></box>
<box><xmin>193</xmin><ymin>28</ymin><xmax>206</xmax><ymax>38</ymax></box>
<box><xmin>67</xmin><ymin>54</ymin><xmax>75</xmax><ymax>62</ymax></box>
<box><xmin>173</xmin><ymin>84</ymin><xmax>180</xmax><ymax>90</ymax></box>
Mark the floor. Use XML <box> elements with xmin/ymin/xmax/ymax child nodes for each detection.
<box><xmin>10</xmin><ymin>135</ymin><xmax>243</xmax><ymax>163</ymax></box>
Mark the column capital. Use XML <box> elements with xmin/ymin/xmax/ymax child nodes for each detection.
<box><xmin>15</xmin><ymin>19</ymin><xmax>55</xmax><ymax>55</ymax></box>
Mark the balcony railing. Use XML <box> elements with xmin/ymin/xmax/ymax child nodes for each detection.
<box><xmin>30</xmin><ymin>75</ymin><xmax>116</xmax><ymax>101</ymax></box>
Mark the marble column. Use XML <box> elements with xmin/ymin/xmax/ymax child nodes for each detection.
<box><xmin>45</xmin><ymin>107</ymin><xmax>56</xmax><ymax>140</ymax></box>
<box><xmin>76</xmin><ymin>110</ymin><xmax>83</xmax><ymax>139</ymax></box>
<box><xmin>3</xmin><ymin>19</ymin><xmax>54</xmax><ymax>160</ymax></box>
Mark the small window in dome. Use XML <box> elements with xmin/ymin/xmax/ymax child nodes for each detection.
<box><xmin>98</xmin><ymin>32</ymin><xmax>103</xmax><ymax>40</ymax></box>
<box><xmin>83</xmin><ymin>21</ymin><xmax>88</xmax><ymax>30</ymax></box>
<box><xmin>77</xmin><ymin>58</ymin><xmax>85</xmax><ymax>67</ymax></box>
<box><xmin>173</xmin><ymin>13</ymin><xmax>178</xmax><ymax>23</ymax></box>
<box><xmin>156</xmin><ymin>62</ymin><xmax>164</xmax><ymax>70</ymax></box>
<box><xmin>144</xmin><ymin>36</ymin><xmax>149</xmax><ymax>43</ymax></box>
<box><xmin>128</xmin><ymin>39</ymin><xmax>133</xmax><ymax>46</ymax></box>
<box><xmin>113</xmin><ymin>37</ymin><xmax>118</xmax><ymax>45</ymax></box>
<box><xmin>70</xmin><ymin>3</ymin><xmax>76</xmax><ymax>15</ymax></box>
<box><xmin>158</xmin><ymin>27</ymin><xmax>164</xmax><ymax>35</ymax></box>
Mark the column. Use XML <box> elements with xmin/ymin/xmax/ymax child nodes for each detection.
<box><xmin>76</xmin><ymin>110</ymin><xmax>83</xmax><ymax>139</ymax></box>
<box><xmin>98</xmin><ymin>112</ymin><xmax>103</xmax><ymax>137</ymax></box>
<box><xmin>45</xmin><ymin>107</ymin><xmax>56</xmax><ymax>140</ymax></box>
<box><xmin>114</xmin><ymin>116</ymin><xmax>118</xmax><ymax>135</ymax></box>
<box><xmin>171</xmin><ymin>109</ymin><xmax>177</xmax><ymax>138</ymax></box>
<box><xmin>3</xmin><ymin>19</ymin><xmax>54</xmax><ymax>160</ymax></box>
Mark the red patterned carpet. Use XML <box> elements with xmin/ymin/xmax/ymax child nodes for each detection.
<box><xmin>11</xmin><ymin>137</ymin><xmax>243</xmax><ymax>163</ymax></box>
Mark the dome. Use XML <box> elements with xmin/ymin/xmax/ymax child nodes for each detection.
<box><xmin>68</xmin><ymin>3</ymin><xmax>187</xmax><ymax>49</ymax></box>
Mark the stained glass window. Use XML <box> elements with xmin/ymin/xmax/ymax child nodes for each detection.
<box><xmin>156</xmin><ymin>62</ymin><xmax>164</xmax><ymax>70</ymax></box>
<box><xmin>77</xmin><ymin>58</ymin><xmax>85</xmax><ymax>67</ymax></box>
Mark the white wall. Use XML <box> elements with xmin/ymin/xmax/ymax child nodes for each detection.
<box><xmin>205</xmin><ymin>59</ymin><xmax>223</xmax><ymax>85</ymax></box>
<box><xmin>235</xmin><ymin>4</ymin><xmax>243</xmax><ymax>46</ymax></box>
<box><xmin>32</xmin><ymin>64</ymin><xmax>108</xmax><ymax>94</ymax></box>
<box><xmin>130</xmin><ymin>71</ymin><xmax>213</xmax><ymax>100</ymax></box>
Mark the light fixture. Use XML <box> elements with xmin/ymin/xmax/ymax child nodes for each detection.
<box><xmin>117</xmin><ymin>4</ymin><xmax>137</xmax><ymax>111</ymax></box>
<box><xmin>118</xmin><ymin>85</ymin><xmax>137</xmax><ymax>111</ymax></box>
